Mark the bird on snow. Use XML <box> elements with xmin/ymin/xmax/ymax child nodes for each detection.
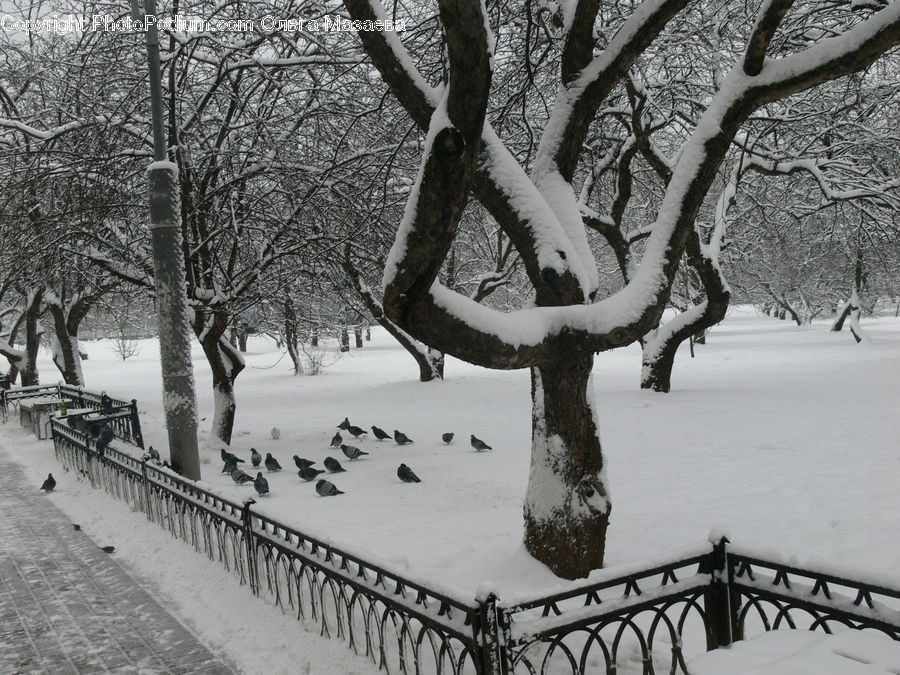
<box><xmin>41</xmin><ymin>473</ymin><xmax>56</xmax><ymax>492</ymax></box>
<box><xmin>264</xmin><ymin>453</ymin><xmax>283</xmax><ymax>472</ymax></box>
<box><xmin>220</xmin><ymin>448</ymin><xmax>244</xmax><ymax>464</ymax></box>
<box><xmin>96</xmin><ymin>426</ymin><xmax>115</xmax><ymax>456</ymax></box>
<box><xmin>337</xmin><ymin>417</ymin><xmax>351</xmax><ymax>430</ymax></box>
<box><xmin>441</xmin><ymin>432</ymin><xmax>454</xmax><ymax>444</ymax></box>
<box><xmin>394</xmin><ymin>429</ymin><xmax>413</xmax><ymax>445</ymax></box>
<box><xmin>324</xmin><ymin>456</ymin><xmax>346</xmax><ymax>473</ymax></box>
<box><xmin>250</xmin><ymin>448</ymin><xmax>262</xmax><ymax>468</ymax></box>
<box><xmin>254</xmin><ymin>472</ymin><xmax>270</xmax><ymax>496</ymax></box>
<box><xmin>222</xmin><ymin>458</ymin><xmax>238</xmax><ymax>475</ymax></box>
<box><xmin>330</xmin><ymin>432</ymin><xmax>343</xmax><ymax>448</ymax></box>
<box><xmin>397</xmin><ymin>464</ymin><xmax>421</xmax><ymax>483</ymax></box>
<box><xmin>100</xmin><ymin>392</ymin><xmax>114</xmax><ymax>413</ymax></box>
<box><xmin>315</xmin><ymin>479</ymin><xmax>344</xmax><ymax>496</ymax></box>
<box><xmin>298</xmin><ymin>466</ymin><xmax>325</xmax><ymax>481</ymax></box>
<box><xmin>341</xmin><ymin>444</ymin><xmax>368</xmax><ymax>461</ymax></box>
<box><xmin>293</xmin><ymin>455</ymin><xmax>315</xmax><ymax>470</ymax></box>
<box><xmin>271</xmin><ymin>426</ymin><xmax>281</xmax><ymax>440</ymax></box>
<box><xmin>371</xmin><ymin>426</ymin><xmax>391</xmax><ymax>441</ymax></box>
<box><xmin>470</xmin><ymin>434</ymin><xmax>493</xmax><ymax>452</ymax></box>
<box><xmin>231</xmin><ymin>468</ymin><xmax>253</xmax><ymax>485</ymax></box>
<box><xmin>88</xmin><ymin>421</ymin><xmax>102</xmax><ymax>439</ymax></box>
<box><xmin>347</xmin><ymin>425</ymin><xmax>367</xmax><ymax>439</ymax></box>
<box><xmin>148</xmin><ymin>446</ymin><xmax>160</xmax><ymax>462</ymax></box>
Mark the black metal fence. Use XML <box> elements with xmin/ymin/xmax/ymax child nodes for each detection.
<box><xmin>50</xmin><ymin>419</ymin><xmax>900</xmax><ymax>674</ymax></box>
<box><xmin>1</xmin><ymin>383</ymin><xmax>143</xmax><ymax>447</ymax></box>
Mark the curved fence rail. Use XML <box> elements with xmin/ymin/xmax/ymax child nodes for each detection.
<box><xmin>49</xmin><ymin>417</ymin><xmax>900</xmax><ymax>675</ymax></box>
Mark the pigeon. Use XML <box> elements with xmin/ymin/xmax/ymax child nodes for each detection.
<box><xmin>330</xmin><ymin>432</ymin><xmax>343</xmax><ymax>448</ymax></box>
<box><xmin>298</xmin><ymin>466</ymin><xmax>325</xmax><ymax>481</ymax></box>
<box><xmin>442</xmin><ymin>432</ymin><xmax>454</xmax><ymax>444</ymax></box>
<box><xmin>100</xmin><ymin>392</ymin><xmax>113</xmax><ymax>413</ymax></box>
<box><xmin>250</xmin><ymin>448</ymin><xmax>262</xmax><ymax>468</ymax></box>
<box><xmin>337</xmin><ymin>417</ymin><xmax>351</xmax><ymax>430</ymax></box>
<box><xmin>371</xmin><ymin>426</ymin><xmax>391</xmax><ymax>441</ymax></box>
<box><xmin>471</xmin><ymin>434</ymin><xmax>493</xmax><ymax>452</ymax></box>
<box><xmin>270</xmin><ymin>426</ymin><xmax>281</xmax><ymax>440</ymax></box>
<box><xmin>88</xmin><ymin>421</ymin><xmax>102</xmax><ymax>438</ymax></box>
<box><xmin>264</xmin><ymin>453</ymin><xmax>283</xmax><ymax>472</ymax></box>
<box><xmin>220</xmin><ymin>448</ymin><xmax>244</xmax><ymax>464</ymax></box>
<box><xmin>254</xmin><ymin>472</ymin><xmax>270</xmax><ymax>496</ymax></box>
<box><xmin>341</xmin><ymin>444</ymin><xmax>368</xmax><ymax>461</ymax></box>
<box><xmin>41</xmin><ymin>473</ymin><xmax>56</xmax><ymax>492</ymax></box>
<box><xmin>394</xmin><ymin>430</ymin><xmax>413</xmax><ymax>445</ymax></box>
<box><xmin>67</xmin><ymin>415</ymin><xmax>78</xmax><ymax>430</ymax></box>
<box><xmin>231</xmin><ymin>468</ymin><xmax>253</xmax><ymax>484</ymax></box>
<box><xmin>397</xmin><ymin>464</ymin><xmax>421</xmax><ymax>483</ymax></box>
<box><xmin>324</xmin><ymin>456</ymin><xmax>345</xmax><ymax>473</ymax></box>
<box><xmin>148</xmin><ymin>446</ymin><xmax>160</xmax><ymax>462</ymax></box>
<box><xmin>222</xmin><ymin>458</ymin><xmax>238</xmax><ymax>474</ymax></box>
<box><xmin>96</xmin><ymin>426</ymin><xmax>115</xmax><ymax>456</ymax></box>
<box><xmin>293</xmin><ymin>455</ymin><xmax>315</xmax><ymax>470</ymax></box>
<box><xmin>315</xmin><ymin>479</ymin><xmax>344</xmax><ymax>496</ymax></box>
<box><xmin>347</xmin><ymin>425</ymin><xmax>367</xmax><ymax>439</ymax></box>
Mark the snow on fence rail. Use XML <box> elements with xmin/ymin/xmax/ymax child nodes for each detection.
<box><xmin>50</xmin><ymin>418</ymin><xmax>900</xmax><ymax>675</ymax></box>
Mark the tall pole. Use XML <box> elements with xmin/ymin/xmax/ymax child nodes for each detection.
<box><xmin>132</xmin><ymin>0</ymin><xmax>201</xmax><ymax>478</ymax></box>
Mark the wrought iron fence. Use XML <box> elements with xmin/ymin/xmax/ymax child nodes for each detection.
<box><xmin>2</xmin><ymin>382</ymin><xmax>144</xmax><ymax>447</ymax></box>
<box><xmin>50</xmin><ymin>418</ymin><xmax>900</xmax><ymax>675</ymax></box>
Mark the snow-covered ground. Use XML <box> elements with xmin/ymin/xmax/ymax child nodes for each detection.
<box><xmin>3</xmin><ymin>305</ymin><xmax>899</xmax><ymax>672</ymax></box>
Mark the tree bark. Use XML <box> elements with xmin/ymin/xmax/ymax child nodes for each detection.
<box><xmin>20</xmin><ymin>289</ymin><xmax>44</xmax><ymax>387</ymax></box>
<box><xmin>354</xmin><ymin>327</ymin><xmax>363</xmax><ymax>348</ymax></box>
<box><xmin>339</xmin><ymin>327</ymin><xmax>350</xmax><ymax>352</ymax></box>
<box><xmin>195</xmin><ymin>309</ymin><xmax>246</xmax><ymax>445</ymax></box>
<box><xmin>284</xmin><ymin>298</ymin><xmax>301</xmax><ymax>375</ymax></box>
<box><xmin>524</xmin><ymin>352</ymin><xmax>610</xmax><ymax>578</ymax></box>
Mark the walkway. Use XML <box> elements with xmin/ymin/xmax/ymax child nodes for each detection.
<box><xmin>0</xmin><ymin>450</ymin><xmax>234</xmax><ymax>674</ymax></box>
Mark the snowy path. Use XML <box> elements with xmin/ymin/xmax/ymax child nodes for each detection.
<box><xmin>0</xmin><ymin>444</ymin><xmax>233</xmax><ymax>674</ymax></box>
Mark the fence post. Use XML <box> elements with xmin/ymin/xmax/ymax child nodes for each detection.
<box><xmin>475</xmin><ymin>592</ymin><xmax>505</xmax><ymax>675</ymax></box>
<box><xmin>241</xmin><ymin>499</ymin><xmax>259</xmax><ymax>596</ymax></box>
<box><xmin>702</xmin><ymin>536</ymin><xmax>741</xmax><ymax>650</ymax></box>
<box><xmin>140</xmin><ymin>458</ymin><xmax>154</xmax><ymax>522</ymax></box>
<box><xmin>130</xmin><ymin>399</ymin><xmax>145</xmax><ymax>449</ymax></box>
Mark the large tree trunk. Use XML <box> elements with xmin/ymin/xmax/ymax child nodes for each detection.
<box><xmin>524</xmin><ymin>352</ymin><xmax>610</xmax><ymax>578</ymax></box>
<box><xmin>284</xmin><ymin>298</ymin><xmax>301</xmax><ymax>375</ymax></box>
<box><xmin>20</xmin><ymin>289</ymin><xmax>44</xmax><ymax>386</ymax></box>
<box><xmin>354</xmin><ymin>327</ymin><xmax>363</xmax><ymax>348</ymax></box>
<box><xmin>47</xmin><ymin>304</ymin><xmax>84</xmax><ymax>386</ymax></box>
<box><xmin>0</xmin><ymin>308</ymin><xmax>26</xmax><ymax>384</ymax></box>
<box><xmin>196</xmin><ymin>309</ymin><xmax>246</xmax><ymax>445</ymax></box>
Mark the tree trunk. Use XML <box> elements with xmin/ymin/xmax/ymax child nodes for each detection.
<box><xmin>196</xmin><ymin>310</ymin><xmax>246</xmax><ymax>445</ymax></box>
<box><xmin>366</xmin><ymin>327</ymin><xmax>371</xmax><ymax>341</ymax></box>
<box><xmin>47</xmin><ymin>304</ymin><xmax>85</xmax><ymax>385</ymax></box>
<box><xmin>284</xmin><ymin>298</ymin><xmax>301</xmax><ymax>375</ymax></box>
<box><xmin>354</xmin><ymin>328</ymin><xmax>363</xmax><ymax>348</ymax></box>
<box><xmin>524</xmin><ymin>352</ymin><xmax>610</xmax><ymax>579</ymax></box>
<box><xmin>237</xmin><ymin>322</ymin><xmax>249</xmax><ymax>352</ymax></box>
<box><xmin>310</xmin><ymin>326</ymin><xmax>318</xmax><ymax>347</ymax></box>
<box><xmin>20</xmin><ymin>290</ymin><xmax>44</xmax><ymax>387</ymax></box>
<box><xmin>339</xmin><ymin>327</ymin><xmax>350</xmax><ymax>352</ymax></box>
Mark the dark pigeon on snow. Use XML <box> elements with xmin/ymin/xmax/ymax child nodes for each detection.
<box><xmin>341</xmin><ymin>444</ymin><xmax>368</xmax><ymax>461</ymax></box>
<box><xmin>315</xmin><ymin>479</ymin><xmax>344</xmax><ymax>496</ymax></box>
<box><xmin>394</xmin><ymin>430</ymin><xmax>413</xmax><ymax>446</ymax></box>
<box><xmin>371</xmin><ymin>426</ymin><xmax>391</xmax><ymax>441</ymax></box>
<box><xmin>330</xmin><ymin>432</ymin><xmax>343</xmax><ymax>448</ymax></box>
<box><xmin>250</xmin><ymin>448</ymin><xmax>262</xmax><ymax>468</ymax></box>
<box><xmin>96</xmin><ymin>426</ymin><xmax>115</xmax><ymax>456</ymax></box>
<box><xmin>347</xmin><ymin>425</ymin><xmax>367</xmax><ymax>439</ymax></box>
<box><xmin>148</xmin><ymin>446</ymin><xmax>160</xmax><ymax>462</ymax></box>
<box><xmin>397</xmin><ymin>464</ymin><xmax>421</xmax><ymax>483</ymax></box>
<box><xmin>470</xmin><ymin>435</ymin><xmax>493</xmax><ymax>452</ymax></box>
<box><xmin>441</xmin><ymin>432</ymin><xmax>454</xmax><ymax>444</ymax></box>
<box><xmin>231</xmin><ymin>468</ymin><xmax>253</xmax><ymax>485</ymax></box>
<box><xmin>100</xmin><ymin>392</ymin><xmax>114</xmax><ymax>413</ymax></box>
<box><xmin>220</xmin><ymin>448</ymin><xmax>244</xmax><ymax>464</ymax></box>
<box><xmin>254</xmin><ymin>472</ymin><xmax>270</xmax><ymax>496</ymax></box>
<box><xmin>298</xmin><ymin>466</ymin><xmax>325</xmax><ymax>481</ymax></box>
<box><xmin>41</xmin><ymin>473</ymin><xmax>56</xmax><ymax>492</ymax></box>
<box><xmin>293</xmin><ymin>455</ymin><xmax>315</xmax><ymax>470</ymax></box>
<box><xmin>324</xmin><ymin>456</ymin><xmax>345</xmax><ymax>473</ymax></box>
<box><xmin>337</xmin><ymin>417</ymin><xmax>351</xmax><ymax>430</ymax></box>
<box><xmin>264</xmin><ymin>453</ymin><xmax>282</xmax><ymax>472</ymax></box>
<box><xmin>222</xmin><ymin>458</ymin><xmax>238</xmax><ymax>474</ymax></box>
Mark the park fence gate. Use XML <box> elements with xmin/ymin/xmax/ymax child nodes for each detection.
<box><xmin>50</xmin><ymin>418</ymin><xmax>900</xmax><ymax>675</ymax></box>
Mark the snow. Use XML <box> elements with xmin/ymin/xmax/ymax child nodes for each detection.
<box><xmin>689</xmin><ymin>629</ymin><xmax>900</xmax><ymax>674</ymax></box>
<box><xmin>2</xmin><ymin>306</ymin><xmax>899</xmax><ymax>672</ymax></box>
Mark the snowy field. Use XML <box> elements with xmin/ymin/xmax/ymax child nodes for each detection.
<box><xmin>3</xmin><ymin>305</ymin><xmax>899</xmax><ymax>672</ymax></box>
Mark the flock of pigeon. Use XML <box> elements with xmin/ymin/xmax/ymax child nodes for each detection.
<box><xmin>220</xmin><ymin>417</ymin><xmax>495</xmax><ymax>498</ymax></box>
